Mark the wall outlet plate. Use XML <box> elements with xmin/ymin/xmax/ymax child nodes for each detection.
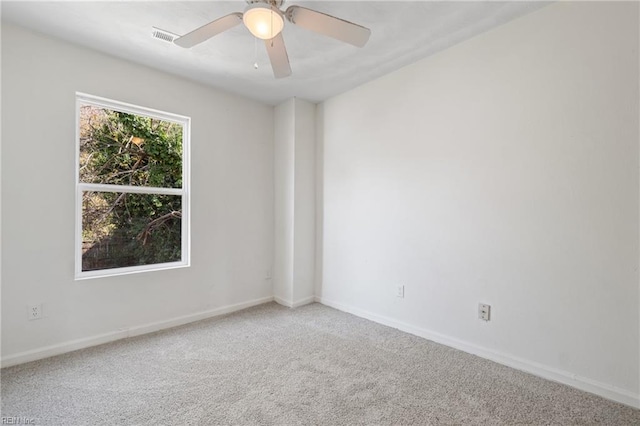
<box><xmin>396</xmin><ymin>285</ymin><xmax>405</xmax><ymax>298</ymax></box>
<box><xmin>478</xmin><ymin>303</ymin><xmax>490</xmax><ymax>321</ymax></box>
<box><xmin>28</xmin><ymin>303</ymin><xmax>43</xmax><ymax>321</ymax></box>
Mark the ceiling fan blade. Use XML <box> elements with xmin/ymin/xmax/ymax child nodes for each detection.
<box><xmin>285</xmin><ymin>6</ymin><xmax>370</xmax><ymax>48</ymax></box>
<box><xmin>264</xmin><ymin>33</ymin><xmax>292</xmax><ymax>79</ymax></box>
<box><xmin>175</xmin><ymin>12</ymin><xmax>243</xmax><ymax>48</ymax></box>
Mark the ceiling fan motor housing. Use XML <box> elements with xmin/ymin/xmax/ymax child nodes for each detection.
<box><xmin>246</xmin><ymin>0</ymin><xmax>284</xmax><ymax>8</ymax></box>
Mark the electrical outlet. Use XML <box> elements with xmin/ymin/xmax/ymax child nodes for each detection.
<box><xmin>27</xmin><ymin>304</ymin><xmax>43</xmax><ymax>321</ymax></box>
<box><xmin>265</xmin><ymin>268</ymin><xmax>272</xmax><ymax>280</ymax></box>
<box><xmin>478</xmin><ymin>303</ymin><xmax>490</xmax><ymax>321</ymax></box>
<box><xmin>396</xmin><ymin>285</ymin><xmax>405</xmax><ymax>298</ymax></box>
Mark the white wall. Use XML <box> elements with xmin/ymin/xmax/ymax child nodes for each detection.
<box><xmin>1</xmin><ymin>23</ymin><xmax>274</xmax><ymax>362</ymax></box>
<box><xmin>314</xmin><ymin>105</ymin><xmax>325</xmax><ymax>298</ymax></box>
<box><xmin>273</xmin><ymin>98</ymin><xmax>316</xmax><ymax>307</ymax></box>
<box><xmin>318</xmin><ymin>2</ymin><xmax>639</xmax><ymax>406</ymax></box>
<box><xmin>292</xmin><ymin>99</ymin><xmax>316</xmax><ymax>304</ymax></box>
<box><xmin>274</xmin><ymin>99</ymin><xmax>295</xmax><ymax>304</ymax></box>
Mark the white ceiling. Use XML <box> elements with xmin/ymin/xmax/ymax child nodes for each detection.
<box><xmin>1</xmin><ymin>1</ymin><xmax>548</xmax><ymax>105</ymax></box>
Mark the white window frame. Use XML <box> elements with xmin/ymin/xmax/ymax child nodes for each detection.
<box><xmin>75</xmin><ymin>93</ymin><xmax>190</xmax><ymax>280</ymax></box>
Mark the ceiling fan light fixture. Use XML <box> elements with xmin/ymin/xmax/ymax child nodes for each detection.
<box><xmin>243</xmin><ymin>3</ymin><xmax>285</xmax><ymax>40</ymax></box>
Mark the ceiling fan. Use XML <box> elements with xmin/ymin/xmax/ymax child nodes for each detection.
<box><xmin>174</xmin><ymin>0</ymin><xmax>371</xmax><ymax>78</ymax></box>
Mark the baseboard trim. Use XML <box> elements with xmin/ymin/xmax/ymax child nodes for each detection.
<box><xmin>1</xmin><ymin>296</ymin><xmax>274</xmax><ymax>368</ymax></box>
<box><xmin>292</xmin><ymin>296</ymin><xmax>315</xmax><ymax>308</ymax></box>
<box><xmin>274</xmin><ymin>296</ymin><xmax>315</xmax><ymax>308</ymax></box>
<box><xmin>316</xmin><ymin>297</ymin><xmax>640</xmax><ymax>409</ymax></box>
<box><xmin>274</xmin><ymin>296</ymin><xmax>292</xmax><ymax>307</ymax></box>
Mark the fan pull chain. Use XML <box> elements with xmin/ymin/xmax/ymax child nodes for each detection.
<box><xmin>253</xmin><ymin>37</ymin><xmax>258</xmax><ymax>70</ymax></box>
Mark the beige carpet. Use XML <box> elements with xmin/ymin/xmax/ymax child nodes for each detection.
<box><xmin>2</xmin><ymin>302</ymin><xmax>639</xmax><ymax>425</ymax></box>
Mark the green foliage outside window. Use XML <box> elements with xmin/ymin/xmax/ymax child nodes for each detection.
<box><xmin>80</xmin><ymin>106</ymin><xmax>184</xmax><ymax>271</ymax></box>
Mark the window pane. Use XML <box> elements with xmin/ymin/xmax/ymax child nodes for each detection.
<box><xmin>79</xmin><ymin>105</ymin><xmax>183</xmax><ymax>188</ymax></box>
<box><xmin>82</xmin><ymin>191</ymin><xmax>182</xmax><ymax>271</ymax></box>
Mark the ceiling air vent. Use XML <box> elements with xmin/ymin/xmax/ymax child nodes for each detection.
<box><xmin>152</xmin><ymin>27</ymin><xmax>178</xmax><ymax>43</ymax></box>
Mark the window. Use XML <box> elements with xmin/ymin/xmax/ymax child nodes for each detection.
<box><xmin>75</xmin><ymin>93</ymin><xmax>190</xmax><ymax>279</ymax></box>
